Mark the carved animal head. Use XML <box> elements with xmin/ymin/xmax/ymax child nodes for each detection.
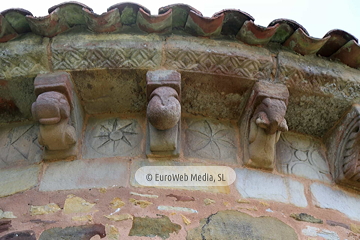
<box><xmin>32</xmin><ymin>91</ymin><xmax>70</xmax><ymax>125</ymax></box>
<box><xmin>147</xmin><ymin>86</ymin><xmax>181</xmax><ymax>130</ymax></box>
<box><xmin>253</xmin><ymin>97</ymin><xmax>288</xmax><ymax>135</ymax></box>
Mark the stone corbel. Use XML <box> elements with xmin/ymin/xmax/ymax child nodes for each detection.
<box><xmin>146</xmin><ymin>70</ymin><xmax>181</xmax><ymax>158</ymax></box>
<box><xmin>32</xmin><ymin>72</ymin><xmax>83</xmax><ymax>160</ymax></box>
<box><xmin>240</xmin><ymin>81</ymin><xmax>289</xmax><ymax>169</ymax></box>
<box><xmin>325</xmin><ymin>104</ymin><xmax>360</xmax><ymax>190</ymax></box>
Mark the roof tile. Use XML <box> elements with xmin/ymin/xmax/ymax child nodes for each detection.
<box><xmin>26</xmin><ymin>8</ymin><xmax>70</xmax><ymax>38</ymax></box>
<box><xmin>83</xmin><ymin>8</ymin><xmax>121</xmax><ymax>33</ymax></box>
<box><xmin>0</xmin><ymin>15</ymin><xmax>18</xmax><ymax>43</ymax></box>
<box><xmin>331</xmin><ymin>40</ymin><xmax>360</xmax><ymax>68</ymax></box>
<box><xmin>159</xmin><ymin>4</ymin><xmax>202</xmax><ymax>29</ymax></box>
<box><xmin>1</xmin><ymin>9</ymin><xmax>32</xmax><ymax>34</ymax></box>
<box><xmin>185</xmin><ymin>10</ymin><xmax>224</xmax><ymax>37</ymax></box>
<box><xmin>317</xmin><ymin>29</ymin><xmax>358</xmax><ymax>57</ymax></box>
<box><xmin>0</xmin><ymin>2</ymin><xmax>358</xmax><ymax>69</ymax></box>
<box><xmin>283</xmin><ymin>28</ymin><xmax>330</xmax><ymax>55</ymax></box>
<box><xmin>236</xmin><ymin>20</ymin><xmax>279</xmax><ymax>45</ymax></box>
<box><xmin>213</xmin><ymin>9</ymin><xmax>254</xmax><ymax>36</ymax></box>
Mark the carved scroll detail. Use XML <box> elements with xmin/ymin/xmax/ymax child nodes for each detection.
<box><xmin>32</xmin><ymin>72</ymin><xmax>78</xmax><ymax>160</ymax></box>
<box><xmin>241</xmin><ymin>81</ymin><xmax>289</xmax><ymax>169</ymax></box>
<box><xmin>326</xmin><ymin>104</ymin><xmax>360</xmax><ymax>190</ymax></box>
<box><xmin>146</xmin><ymin>70</ymin><xmax>181</xmax><ymax>158</ymax></box>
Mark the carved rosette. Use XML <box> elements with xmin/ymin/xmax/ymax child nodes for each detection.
<box><xmin>31</xmin><ymin>72</ymin><xmax>79</xmax><ymax>160</ymax></box>
<box><xmin>240</xmin><ymin>81</ymin><xmax>289</xmax><ymax>169</ymax></box>
<box><xmin>326</xmin><ymin>104</ymin><xmax>360</xmax><ymax>190</ymax></box>
<box><xmin>146</xmin><ymin>70</ymin><xmax>181</xmax><ymax>157</ymax></box>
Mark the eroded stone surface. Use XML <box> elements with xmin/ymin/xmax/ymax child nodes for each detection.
<box><xmin>83</xmin><ymin>117</ymin><xmax>142</xmax><ymax>159</ymax></box>
<box><xmin>52</xmin><ymin>32</ymin><xmax>162</xmax><ymax>71</ymax></box>
<box><xmin>311</xmin><ymin>183</ymin><xmax>360</xmax><ymax>221</ymax></box>
<box><xmin>235</xmin><ymin>168</ymin><xmax>307</xmax><ymax>207</ymax></box>
<box><xmin>187</xmin><ymin>210</ymin><xmax>297</xmax><ymax>240</ymax></box>
<box><xmin>70</xmin><ymin>69</ymin><xmax>147</xmax><ymax>115</ymax></box>
<box><xmin>0</xmin><ymin>230</ymin><xmax>36</xmax><ymax>240</ymax></box>
<box><xmin>302</xmin><ymin>226</ymin><xmax>340</xmax><ymax>240</ymax></box>
<box><xmin>290</xmin><ymin>213</ymin><xmax>323</xmax><ymax>224</ymax></box>
<box><xmin>0</xmin><ymin>34</ymin><xmax>50</xmax><ymax>80</ymax></box>
<box><xmin>184</xmin><ymin>118</ymin><xmax>237</xmax><ymax>163</ymax></box>
<box><xmin>276</xmin><ymin>132</ymin><xmax>331</xmax><ymax>182</ymax></box>
<box><xmin>0</xmin><ymin>165</ymin><xmax>40</xmax><ymax>197</ymax></box>
<box><xmin>39</xmin><ymin>158</ymin><xmax>128</xmax><ymax>191</ymax></box>
<box><xmin>38</xmin><ymin>224</ymin><xmax>106</xmax><ymax>240</ymax></box>
<box><xmin>63</xmin><ymin>195</ymin><xmax>95</xmax><ymax>214</ymax></box>
<box><xmin>0</xmin><ymin>124</ymin><xmax>42</xmax><ymax>169</ymax></box>
<box><xmin>30</xmin><ymin>203</ymin><xmax>61</xmax><ymax>216</ymax></box>
<box><xmin>129</xmin><ymin>215</ymin><xmax>181</xmax><ymax>239</ymax></box>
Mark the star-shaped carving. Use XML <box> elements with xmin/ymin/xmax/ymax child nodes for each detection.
<box><xmin>94</xmin><ymin>119</ymin><xmax>138</xmax><ymax>152</ymax></box>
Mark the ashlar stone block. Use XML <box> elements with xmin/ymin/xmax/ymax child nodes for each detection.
<box><xmin>235</xmin><ymin>168</ymin><xmax>307</xmax><ymax>207</ymax></box>
<box><xmin>311</xmin><ymin>182</ymin><xmax>360</xmax><ymax>221</ymax></box>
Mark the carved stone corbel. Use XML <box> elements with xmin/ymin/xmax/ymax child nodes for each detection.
<box><xmin>146</xmin><ymin>70</ymin><xmax>181</xmax><ymax>157</ymax></box>
<box><xmin>240</xmin><ymin>81</ymin><xmax>289</xmax><ymax>169</ymax></box>
<box><xmin>32</xmin><ymin>72</ymin><xmax>83</xmax><ymax>160</ymax></box>
<box><xmin>325</xmin><ymin>104</ymin><xmax>360</xmax><ymax>190</ymax></box>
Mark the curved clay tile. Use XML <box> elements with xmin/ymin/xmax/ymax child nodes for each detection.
<box><xmin>48</xmin><ymin>1</ymin><xmax>93</xmax><ymax>14</ymax></box>
<box><xmin>283</xmin><ymin>28</ymin><xmax>330</xmax><ymax>55</ymax></box>
<box><xmin>331</xmin><ymin>40</ymin><xmax>360</xmax><ymax>68</ymax></box>
<box><xmin>26</xmin><ymin>8</ymin><xmax>70</xmax><ymax>38</ymax></box>
<box><xmin>108</xmin><ymin>2</ymin><xmax>150</xmax><ymax>25</ymax></box>
<box><xmin>1</xmin><ymin>8</ymin><xmax>32</xmax><ymax>34</ymax></box>
<box><xmin>236</xmin><ymin>20</ymin><xmax>279</xmax><ymax>45</ymax></box>
<box><xmin>268</xmin><ymin>18</ymin><xmax>308</xmax><ymax>43</ymax></box>
<box><xmin>48</xmin><ymin>2</ymin><xmax>92</xmax><ymax>27</ymax></box>
<box><xmin>213</xmin><ymin>9</ymin><xmax>254</xmax><ymax>36</ymax></box>
<box><xmin>137</xmin><ymin>8</ymin><xmax>172</xmax><ymax>33</ymax></box>
<box><xmin>185</xmin><ymin>10</ymin><xmax>224</xmax><ymax>37</ymax></box>
<box><xmin>83</xmin><ymin>8</ymin><xmax>121</xmax><ymax>33</ymax></box>
<box><xmin>317</xmin><ymin>29</ymin><xmax>358</xmax><ymax>57</ymax></box>
<box><xmin>0</xmin><ymin>15</ymin><xmax>18</xmax><ymax>43</ymax></box>
<box><xmin>159</xmin><ymin>4</ymin><xmax>202</xmax><ymax>29</ymax></box>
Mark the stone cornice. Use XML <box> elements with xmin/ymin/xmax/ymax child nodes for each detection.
<box><xmin>1</xmin><ymin>30</ymin><xmax>360</xmax><ymax>138</ymax></box>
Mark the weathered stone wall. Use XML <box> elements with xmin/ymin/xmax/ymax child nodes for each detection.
<box><xmin>1</xmin><ymin>30</ymin><xmax>360</xmax><ymax>240</ymax></box>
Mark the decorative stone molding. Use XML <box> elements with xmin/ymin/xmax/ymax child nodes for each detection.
<box><xmin>240</xmin><ymin>81</ymin><xmax>289</xmax><ymax>169</ymax></box>
<box><xmin>31</xmin><ymin>72</ymin><xmax>82</xmax><ymax>160</ymax></box>
<box><xmin>325</xmin><ymin>104</ymin><xmax>360</xmax><ymax>190</ymax></box>
<box><xmin>146</xmin><ymin>70</ymin><xmax>181</xmax><ymax>157</ymax></box>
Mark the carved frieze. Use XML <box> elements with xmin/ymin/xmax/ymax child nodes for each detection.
<box><xmin>32</xmin><ymin>72</ymin><xmax>81</xmax><ymax>160</ymax></box>
<box><xmin>326</xmin><ymin>104</ymin><xmax>360</xmax><ymax>190</ymax></box>
<box><xmin>146</xmin><ymin>70</ymin><xmax>181</xmax><ymax>157</ymax></box>
<box><xmin>240</xmin><ymin>81</ymin><xmax>289</xmax><ymax>169</ymax></box>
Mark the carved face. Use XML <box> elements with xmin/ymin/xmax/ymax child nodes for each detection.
<box><xmin>253</xmin><ymin>98</ymin><xmax>288</xmax><ymax>135</ymax></box>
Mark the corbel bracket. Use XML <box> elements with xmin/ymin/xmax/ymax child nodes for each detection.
<box><xmin>32</xmin><ymin>72</ymin><xmax>82</xmax><ymax>160</ymax></box>
<box><xmin>146</xmin><ymin>70</ymin><xmax>181</xmax><ymax>158</ymax></box>
<box><xmin>240</xmin><ymin>81</ymin><xmax>289</xmax><ymax>169</ymax></box>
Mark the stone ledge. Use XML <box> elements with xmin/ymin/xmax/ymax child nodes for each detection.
<box><xmin>39</xmin><ymin>158</ymin><xmax>129</xmax><ymax>191</ymax></box>
<box><xmin>0</xmin><ymin>164</ymin><xmax>40</xmax><ymax>197</ymax></box>
<box><xmin>235</xmin><ymin>168</ymin><xmax>308</xmax><ymax>207</ymax></box>
<box><xmin>310</xmin><ymin>183</ymin><xmax>360</xmax><ymax>222</ymax></box>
